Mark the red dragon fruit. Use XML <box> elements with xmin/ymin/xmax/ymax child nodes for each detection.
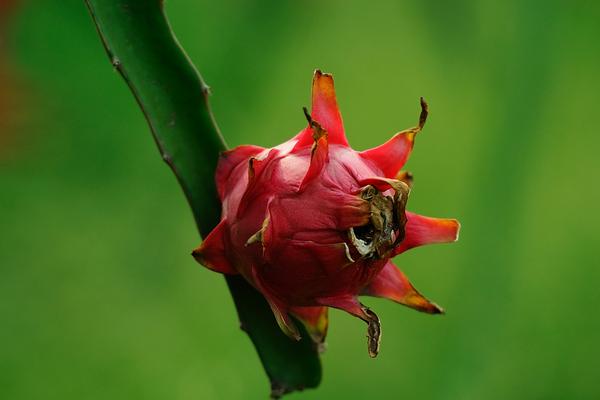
<box><xmin>193</xmin><ymin>70</ymin><xmax>459</xmax><ymax>357</ymax></box>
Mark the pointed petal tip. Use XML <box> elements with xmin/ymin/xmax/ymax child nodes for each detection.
<box><xmin>361</xmin><ymin>261</ymin><xmax>444</xmax><ymax>315</ymax></box>
<box><xmin>407</xmin><ymin>289</ymin><xmax>446</xmax><ymax>314</ymax></box>
<box><xmin>313</xmin><ymin>68</ymin><xmax>332</xmax><ymax>79</ymax></box>
<box><xmin>393</xmin><ymin>214</ymin><xmax>461</xmax><ymax>255</ymax></box>
<box><xmin>313</xmin><ymin>68</ymin><xmax>329</xmax><ymax>77</ymax></box>
<box><xmin>191</xmin><ymin>247</ymin><xmax>202</xmax><ymax>262</ymax></box>
<box><xmin>400</xmin><ymin>290</ymin><xmax>445</xmax><ymax>315</ymax></box>
<box><xmin>191</xmin><ymin>242</ymin><xmax>206</xmax><ymax>264</ymax></box>
<box><xmin>453</xmin><ymin>219</ymin><xmax>462</xmax><ymax>241</ymax></box>
<box><xmin>419</xmin><ymin>97</ymin><xmax>429</xmax><ymax>130</ymax></box>
<box><xmin>310</xmin><ymin>68</ymin><xmax>348</xmax><ymax>146</ymax></box>
<box><xmin>191</xmin><ymin>243</ymin><xmax>223</xmax><ymax>271</ymax></box>
<box><xmin>312</xmin><ymin>69</ymin><xmax>335</xmax><ymax>91</ymax></box>
<box><xmin>191</xmin><ymin>220</ymin><xmax>237</xmax><ymax>274</ymax></box>
<box><xmin>312</xmin><ymin>69</ymin><xmax>335</xmax><ymax>95</ymax></box>
<box><xmin>191</xmin><ymin>243</ymin><xmax>234</xmax><ymax>274</ymax></box>
<box><xmin>427</xmin><ymin>302</ymin><xmax>445</xmax><ymax>315</ymax></box>
<box><xmin>437</xmin><ymin>218</ymin><xmax>461</xmax><ymax>242</ymax></box>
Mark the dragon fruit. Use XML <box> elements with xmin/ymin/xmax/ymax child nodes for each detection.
<box><xmin>193</xmin><ymin>70</ymin><xmax>459</xmax><ymax>357</ymax></box>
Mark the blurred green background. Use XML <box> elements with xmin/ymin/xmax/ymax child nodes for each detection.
<box><xmin>1</xmin><ymin>0</ymin><xmax>600</xmax><ymax>399</ymax></box>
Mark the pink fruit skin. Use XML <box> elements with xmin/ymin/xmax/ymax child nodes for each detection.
<box><xmin>194</xmin><ymin>70</ymin><xmax>459</xmax><ymax>353</ymax></box>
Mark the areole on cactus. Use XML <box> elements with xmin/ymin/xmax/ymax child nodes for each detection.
<box><xmin>193</xmin><ymin>70</ymin><xmax>459</xmax><ymax>357</ymax></box>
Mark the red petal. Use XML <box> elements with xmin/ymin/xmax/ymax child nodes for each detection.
<box><xmin>262</xmin><ymin>238</ymin><xmax>354</xmax><ymax>277</ymax></box>
<box><xmin>359</xmin><ymin>98</ymin><xmax>428</xmax><ymax>177</ymax></box>
<box><xmin>393</xmin><ymin>212</ymin><xmax>460</xmax><ymax>255</ymax></box>
<box><xmin>317</xmin><ymin>295</ymin><xmax>365</xmax><ymax>319</ymax></box>
<box><xmin>312</xmin><ymin>70</ymin><xmax>347</xmax><ymax>145</ymax></box>
<box><xmin>361</xmin><ymin>261</ymin><xmax>443</xmax><ymax>314</ymax></box>
<box><xmin>290</xmin><ymin>306</ymin><xmax>329</xmax><ymax>345</ymax></box>
<box><xmin>263</xmin><ymin>194</ymin><xmax>370</xmax><ymax>242</ymax></box>
<box><xmin>192</xmin><ymin>219</ymin><xmax>237</xmax><ymax>274</ymax></box>
<box><xmin>299</xmin><ymin>129</ymin><xmax>329</xmax><ymax>191</ymax></box>
<box><xmin>295</xmin><ymin>70</ymin><xmax>348</xmax><ymax>148</ymax></box>
<box><xmin>251</xmin><ymin>266</ymin><xmax>301</xmax><ymax>341</ymax></box>
<box><xmin>359</xmin><ymin>132</ymin><xmax>415</xmax><ymax>177</ymax></box>
<box><xmin>317</xmin><ymin>295</ymin><xmax>382</xmax><ymax>357</ymax></box>
<box><xmin>215</xmin><ymin>145</ymin><xmax>264</xmax><ymax>200</ymax></box>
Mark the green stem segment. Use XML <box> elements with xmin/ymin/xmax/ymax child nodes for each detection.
<box><xmin>85</xmin><ymin>0</ymin><xmax>320</xmax><ymax>397</ymax></box>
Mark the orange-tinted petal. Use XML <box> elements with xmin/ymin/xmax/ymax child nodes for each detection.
<box><xmin>393</xmin><ymin>212</ymin><xmax>460</xmax><ymax>256</ymax></box>
<box><xmin>361</xmin><ymin>261</ymin><xmax>443</xmax><ymax>314</ymax></box>
<box><xmin>295</xmin><ymin>70</ymin><xmax>348</xmax><ymax>148</ymax></box>
<box><xmin>290</xmin><ymin>306</ymin><xmax>329</xmax><ymax>345</ymax></box>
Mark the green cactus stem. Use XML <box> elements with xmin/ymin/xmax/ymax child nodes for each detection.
<box><xmin>85</xmin><ymin>1</ymin><xmax>321</xmax><ymax>397</ymax></box>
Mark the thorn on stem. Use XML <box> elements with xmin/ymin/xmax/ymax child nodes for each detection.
<box><xmin>201</xmin><ymin>83</ymin><xmax>212</xmax><ymax>96</ymax></box>
<box><xmin>111</xmin><ymin>56</ymin><xmax>121</xmax><ymax>69</ymax></box>
<box><xmin>161</xmin><ymin>152</ymin><xmax>173</xmax><ymax>166</ymax></box>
